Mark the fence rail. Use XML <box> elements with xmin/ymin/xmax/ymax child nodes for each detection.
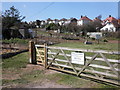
<box><xmin>29</xmin><ymin>41</ymin><xmax>120</xmax><ymax>86</ymax></box>
<box><xmin>35</xmin><ymin>45</ymin><xmax>120</xmax><ymax>55</ymax></box>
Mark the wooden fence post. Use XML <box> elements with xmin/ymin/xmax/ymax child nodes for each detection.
<box><xmin>44</xmin><ymin>43</ymin><xmax>47</xmax><ymax>69</ymax></box>
<box><xmin>29</xmin><ymin>41</ymin><xmax>37</xmax><ymax>64</ymax></box>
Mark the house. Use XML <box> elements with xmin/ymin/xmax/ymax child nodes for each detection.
<box><xmin>102</xmin><ymin>15</ymin><xmax>118</xmax><ymax>25</ymax></box>
<box><xmin>59</xmin><ymin>18</ymin><xmax>67</xmax><ymax>25</ymax></box>
<box><xmin>53</xmin><ymin>19</ymin><xmax>59</xmax><ymax>24</ymax></box>
<box><xmin>64</xmin><ymin>18</ymin><xmax>71</xmax><ymax>25</ymax></box>
<box><xmin>77</xmin><ymin>16</ymin><xmax>92</xmax><ymax>26</ymax></box>
<box><xmin>100</xmin><ymin>15</ymin><xmax>120</xmax><ymax>32</ymax></box>
<box><xmin>41</xmin><ymin>20</ymin><xmax>46</xmax><ymax>25</ymax></box>
<box><xmin>70</xmin><ymin>18</ymin><xmax>77</xmax><ymax>25</ymax></box>
<box><xmin>59</xmin><ymin>18</ymin><xmax>77</xmax><ymax>25</ymax></box>
<box><xmin>47</xmin><ymin>18</ymin><xmax>53</xmax><ymax>24</ymax></box>
<box><xmin>93</xmin><ymin>17</ymin><xmax>102</xmax><ymax>24</ymax></box>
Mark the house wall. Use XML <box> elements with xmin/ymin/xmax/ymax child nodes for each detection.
<box><xmin>77</xmin><ymin>20</ymin><xmax>90</xmax><ymax>25</ymax></box>
<box><xmin>48</xmin><ymin>21</ymin><xmax>53</xmax><ymax>24</ymax></box>
<box><xmin>64</xmin><ymin>20</ymin><xmax>70</xmax><ymax>25</ymax></box>
<box><xmin>58</xmin><ymin>21</ymin><xmax>63</xmax><ymax>25</ymax></box>
<box><xmin>100</xmin><ymin>23</ymin><xmax>116</xmax><ymax>32</ymax></box>
<box><xmin>41</xmin><ymin>21</ymin><xmax>45</xmax><ymax>25</ymax></box>
<box><xmin>53</xmin><ymin>21</ymin><xmax>59</xmax><ymax>24</ymax></box>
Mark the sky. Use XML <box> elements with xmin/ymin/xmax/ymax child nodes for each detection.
<box><xmin>2</xmin><ymin>2</ymin><xmax>119</xmax><ymax>22</ymax></box>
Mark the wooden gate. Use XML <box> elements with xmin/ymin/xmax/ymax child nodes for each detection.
<box><xmin>29</xmin><ymin>41</ymin><xmax>120</xmax><ymax>86</ymax></box>
<box><xmin>29</xmin><ymin>41</ymin><xmax>47</xmax><ymax>67</ymax></box>
<box><xmin>46</xmin><ymin>46</ymin><xmax>120</xmax><ymax>86</ymax></box>
<box><xmin>35</xmin><ymin>44</ymin><xmax>47</xmax><ymax>67</ymax></box>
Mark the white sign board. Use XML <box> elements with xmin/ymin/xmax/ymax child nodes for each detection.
<box><xmin>71</xmin><ymin>52</ymin><xmax>85</xmax><ymax>65</ymax></box>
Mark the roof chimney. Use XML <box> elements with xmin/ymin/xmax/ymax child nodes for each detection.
<box><xmin>81</xmin><ymin>15</ymin><xmax>83</xmax><ymax>18</ymax></box>
<box><xmin>109</xmin><ymin>15</ymin><xmax>111</xmax><ymax>17</ymax></box>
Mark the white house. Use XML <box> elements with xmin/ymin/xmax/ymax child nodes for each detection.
<box><xmin>47</xmin><ymin>18</ymin><xmax>53</xmax><ymax>24</ymax></box>
<box><xmin>102</xmin><ymin>15</ymin><xmax>118</xmax><ymax>25</ymax></box>
<box><xmin>59</xmin><ymin>18</ymin><xmax>77</xmax><ymax>25</ymax></box>
<box><xmin>100</xmin><ymin>15</ymin><xmax>120</xmax><ymax>32</ymax></box>
<box><xmin>100</xmin><ymin>22</ymin><xmax>119</xmax><ymax>32</ymax></box>
<box><xmin>53</xmin><ymin>19</ymin><xmax>59</xmax><ymax>24</ymax></box>
<box><xmin>41</xmin><ymin>20</ymin><xmax>46</xmax><ymax>25</ymax></box>
<box><xmin>77</xmin><ymin>16</ymin><xmax>92</xmax><ymax>26</ymax></box>
<box><xmin>64</xmin><ymin>19</ymin><xmax>71</xmax><ymax>25</ymax></box>
<box><xmin>58</xmin><ymin>18</ymin><xmax>67</xmax><ymax>25</ymax></box>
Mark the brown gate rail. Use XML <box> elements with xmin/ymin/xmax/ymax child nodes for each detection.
<box><xmin>29</xmin><ymin>41</ymin><xmax>120</xmax><ymax>86</ymax></box>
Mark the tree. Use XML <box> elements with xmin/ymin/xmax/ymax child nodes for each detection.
<box><xmin>79</xmin><ymin>22</ymin><xmax>97</xmax><ymax>36</ymax></box>
<box><xmin>2</xmin><ymin>6</ymin><xmax>25</xmax><ymax>30</ymax></box>
<box><xmin>46</xmin><ymin>23</ymin><xmax>60</xmax><ymax>30</ymax></box>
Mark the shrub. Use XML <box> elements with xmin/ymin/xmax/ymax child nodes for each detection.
<box><xmin>103</xmin><ymin>39</ymin><xmax>108</xmax><ymax>42</ymax></box>
<box><xmin>102</xmin><ymin>31</ymin><xmax>120</xmax><ymax>39</ymax></box>
<box><xmin>91</xmin><ymin>38</ymin><xmax>95</xmax><ymax>40</ymax></box>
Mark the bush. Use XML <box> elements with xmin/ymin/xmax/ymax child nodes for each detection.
<box><xmin>91</xmin><ymin>38</ymin><xmax>95</xmax><ymax>40</ymax></box>
<box><xmin>103</xmin><ymin>39</ymin><xmax>108</xmax><ymax>42</ymax></box>
<box><xmin>102</xmin><ymin>31</ymin><xmax>120</xmax><ymax>39</ymax></box>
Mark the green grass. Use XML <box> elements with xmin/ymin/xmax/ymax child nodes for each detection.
<box><xmin>2</xmin><ymin>70</ymin><xmax>44</xmax><ymax>86</ymax></box>
<box><xmin>2</xmin><ymin>52</ymin><xmax>44</xmax><ymax>86</ymax></box>
<box><xmin>33</xmin><ymin>28</ymin><xmax>50</xmax><ymax>36</ymax></box>
<box><xmin>20</xmin><ymin>70</ymin><xmax>44</xmax><ymax>82</ymax></box>
<box><xmin>2</xmin><ymin>52</ymin><xmax>28</xmax><ymax>69</ymax></box>
<box><xmin>46</xmin><ymin>73</ymin><xmax>118</xmax><ymax>88</ymax></box>
<box><xmin>53</xmin><ymin>42</ymin><xmax>118</xmax><ymax>51</ymax></box>
<box><xmin>2</xmin><ymin>52</ymin><xmax>29</xmax><ymax>86</ymax></box>
<box><xmin>2</xmin><ymin>52</ymin><xmax>119</xmax><ymax>88</ymax></box>
<box><xmin>2</xmin><ymin>79</ymin><xmax>29</xmax><ymax>86</ymax></box>
<box><xmin>2</xmin><ymin>38</ymin><xmax>29</xmax><ymax>45</ymax></box>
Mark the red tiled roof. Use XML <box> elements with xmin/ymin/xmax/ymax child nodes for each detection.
<box><xmin>79</xmin><ymin>16</ymin><xmax>92</xmax><ymax>21</ymax></box>
<box><xmin>103</xmin><ymin>16</ymin><xmax>118</xmax><ymax>22</ymax></box>
<box><xmin>60</xmin><ymin>18</ymin><xmax>67</xmax><ymax>21</ymax></box>
<box><xmin>47</xmin><ymin>18</ymin><xmax>53</xmax><ymax>21</ymax></box>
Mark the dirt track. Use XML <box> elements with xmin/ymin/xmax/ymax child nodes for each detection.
<box><xmin>24</xmin><ymin>64</ymin><xmax>71</xmax><ymax>88</ymax></box>
<box><xmin>2</xmin><ymin>64</ymin><xmax>71</xmax><ymax>88</ymax></box>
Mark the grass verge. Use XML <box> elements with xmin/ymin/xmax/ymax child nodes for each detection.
<box><xmin>2</xmin><ymin>51</ymin><xmax>119</xmax><ymax>88</ymax></box>
<box><xmin>46</xmin><ymin>73</ymin><xmax>118</xmax><ymax>88</ymax></box>
<box><xmin>2</xmin><ymin>52</ymin><xmax>28</xmax><ymax>69</ymax></box>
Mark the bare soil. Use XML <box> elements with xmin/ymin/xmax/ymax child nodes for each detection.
<box><xmin>23</xmin><ymin>64</ymin><xmax>71</xmax><ymax>88</ymax></box>
<box><xmin>2</xmin><ymin>64</ymin><xmax>71</xmax><ymax>88</ymax></box>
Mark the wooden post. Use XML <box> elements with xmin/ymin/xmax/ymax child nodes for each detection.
<box><xmin>29</xmin><ymin>41</ymin><xmax>37</xmax><ymax>64</ymax></box>
<box><xmin>44</xmin><ymin>43</ymin><xmax>47</xmax><ymax>69</ymax></box>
